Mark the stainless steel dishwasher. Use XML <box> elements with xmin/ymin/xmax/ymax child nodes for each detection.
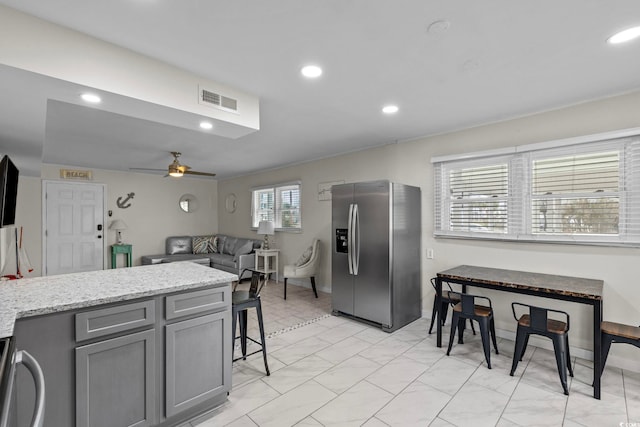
<box><xmin>0</xmin><ymin>337</ymin><xmax>45</xmax><ymax>427</ymax></box>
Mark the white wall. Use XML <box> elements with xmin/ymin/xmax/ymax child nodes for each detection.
<box><xmin>12</xmin><ymin>176</ymin><xmax>42</xmax><ymax>276</ymax></box>
<box><xmin>12</xmin><ymin>165</ymin><xmax>218</xmax><ymax>276</ymax></box>
<box><xmin>0</xmin><ymin>4</ymin><xmax>260</xmax><ymax>135</ymax></box>
<box><xmin>218</xmin><ymin>89</ymin><xmax>640</xmax><ymax>369</ymax></box>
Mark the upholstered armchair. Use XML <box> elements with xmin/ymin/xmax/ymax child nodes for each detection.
<box><xmin>283</xmin><ymin>239</ymin><xmax>320</xmax><ymax>300</ymax></box>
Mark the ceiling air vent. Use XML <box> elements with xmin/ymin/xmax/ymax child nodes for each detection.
<box><xmin>198</xmin><ymin>86</ymin><xmax>238</xmax><ymax>113</ymax></box>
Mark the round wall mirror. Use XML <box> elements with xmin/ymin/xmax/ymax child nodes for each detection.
<box><xmin>225</xmin><ymin>193</ymin><xmax>237</xmax><ymax>213</ymax></box>
<box><xmin>179</xmin><ymin>194</ymin><xmax>199</xmax><ymax>213</ymax></box>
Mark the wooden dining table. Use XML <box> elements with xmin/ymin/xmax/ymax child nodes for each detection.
<box><xmin>435</xmin><ymin>265</ymin><xmax>604</xmax><ymax>399</ymax></box>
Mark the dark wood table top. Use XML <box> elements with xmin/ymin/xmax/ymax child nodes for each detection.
<box><xmin>437</xmin><ymin>265</ymin><xmax>603</xmax><ymax>301</ymax></box>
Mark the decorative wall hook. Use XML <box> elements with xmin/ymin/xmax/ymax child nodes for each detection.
<box><xmin>117</xmin><ymin>192</ymin><xmax>135</xmax><ymax>209</ymax></box>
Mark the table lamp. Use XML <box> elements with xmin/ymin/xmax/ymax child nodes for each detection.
<box><xmin>109</xmin><ymin>219</ymin><xmax>128</xmax><ymax>244</ymax></box>
<box><xmin>257</xmin><ymin>220</ymin><xmax>275</xmax><ymax>249</ymax></box>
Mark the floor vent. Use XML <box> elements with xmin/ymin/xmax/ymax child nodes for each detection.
<box><xmin>198</xmin><ymin>86</ymin><xmax>238</xmax><ymax>113</ymax></box>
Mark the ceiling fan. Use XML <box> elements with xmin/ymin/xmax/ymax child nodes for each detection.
<box><xmin>132</xmin><ymin>152</ymin><xmax>216</xmax><ymax>178</ymax></box>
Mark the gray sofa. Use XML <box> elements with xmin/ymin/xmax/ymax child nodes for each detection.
<box><xmin>141</xmin><ymin>234</ymin><xmax>262</xmax><ymax>280</ymax></box>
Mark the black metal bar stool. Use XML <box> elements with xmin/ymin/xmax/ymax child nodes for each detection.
<box><xmin>446</xmin><ymin>292</ymin><xmax>498</xmax><ymax>369</ymax></box>
<box><xmin>509</xmin><ymin>302</ymin><xmax>573</xmax><ymax>395</ymax></box>
<box><xmin>428</xmin><ymin>278</ymin><xmax>476</xmax><ymax>335</ymax></box>
<box><xmin>232</xmin><ymin>269</ymin><xmax>270</xmax><ymax>375</ymax></box>
<box><xmin>601</xmin><ymin>321</ymin><xmax>640</xmax><ymax>375</ymax></box>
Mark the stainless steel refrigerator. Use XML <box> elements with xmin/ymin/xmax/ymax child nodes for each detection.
<box><xmin>331</xmin><ymin>180</ymin><xmax>421</xmax><ymax>332</ymax></box>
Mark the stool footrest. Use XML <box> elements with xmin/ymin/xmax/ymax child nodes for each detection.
<box><xmin>233</xmin><ymin>348</ymin><xmax>266</xmax><ymax>362</ymax></box>
<box><xmin>233</xmin><ymin>336</ymin><xmax>263</xmax><ymax>346</ymax></box>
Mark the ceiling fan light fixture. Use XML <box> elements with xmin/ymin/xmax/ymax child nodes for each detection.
<box><xmin>168</xmin><ymin>164</ymin><xmax>183</xmax><ymax>177</ymax></box>
<box><xmin>132</xmin><ymin>152</ymin><xmax>215</xmax><ymax>177</ymax></box>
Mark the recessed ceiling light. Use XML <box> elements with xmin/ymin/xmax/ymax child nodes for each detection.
<box><xmin>607</xmin><ymin>26</ymin><xmax>640</xmax><ymax>44</ymax></box>
<box><xmin>199</xmin><ymin>121</ymin><xmax>213</xmax><ymax>130</ymax></box>
<box><xmin>301</xmin><ymin>65</ymin><xmax>323</xmax><ymax>78</ymax></box>
<box><xmin>427</xmin><ymin>20</ymin><xmax>450</xmax><ymax>35</ymax></box>
<box><xmin>382</xmin><ymin>105</ymin><xmax>399</xmax><ymax>114</ymax></box>
<box><xmin>81</xmin><ymin>93</ymin><xmax>101</xmax><ymax>104</ymax></box>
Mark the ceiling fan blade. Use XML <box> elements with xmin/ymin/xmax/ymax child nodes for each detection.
<box><xmin>183</xmin><ymin>170</ymin><xmax>217</xmax><ymax>177</ymax></box>
<box><xmin>133</xmin><ymin>152</ymin><xmax>215</xmax><ymax>178</ymax></box>
<box><xmin>130</xmin><ymin>167</ymin><xmax>167</xmax><ymax>172</ymax></box>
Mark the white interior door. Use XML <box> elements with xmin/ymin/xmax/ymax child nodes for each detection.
<box><xmin>43</xmin><ymin>180</ymin><xmax>105</xmax><ymax>276</ymax></box>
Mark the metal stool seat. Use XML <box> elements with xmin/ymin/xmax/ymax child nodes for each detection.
<box><xmin>601</xmin><ymin>321</ymin><xmax>640</xmax><ymax>375</ymax></box>
<box><xmin>446</xmin><ymin>292</ymin><xmax>498</xmax><ymax>369</ymax></box>
<box><xmin>509</xmin><ymin>302</ymin><xmax>573</xmax><ymax>395</ymax></box>
<box><xmin>232</xmin><ymin>269</ymin><xmax>270</xmax><ymax>376</ymax></box>
<box><xmin>428</xmin><ymin>278</ymin><xmax>476</xmax><ymax>335</ymax></box>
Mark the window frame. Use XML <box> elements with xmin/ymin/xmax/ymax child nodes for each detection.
<box><xmin>250</xmin><ymin>181</ymin><xmax>302</xmax><ymax>232</ymax></box>
<box><xmin>432</xmin><ymin>128</ymin><xmax>640</xmax><ymax>247</ymax></box>
<box><xmin>439</xmin><ymin>156</ymin><xmax>512</xmax><ymax>236</ymax></box>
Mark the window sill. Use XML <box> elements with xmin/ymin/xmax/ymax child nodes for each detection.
<box><xmin>250</xmin><ymin>228</ymin><xmax>302</xmax><ymax>233</ymax></box>
<box><xmin>434</xmin><ymin>233</ymin><xmax>640</xmax><ymax>248</ymax></box>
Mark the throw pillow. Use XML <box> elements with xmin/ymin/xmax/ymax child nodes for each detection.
<box><xmin>295</xmin><ymin>245</ymin><xmax>314</xmax><ymax>266</ymax></box>
<box><xmin>233</xmin><ymin>240</ymin><xmax>254</xmax><ymax>262</ymax></box>
<box><xmin>223</xmin><ymin>237</ymin><xmax>237</xmax><ymax>255</ymax></box>
<box><xmin>166</xmin><ymin>236</ymin><xmax>192</xmax><ymax>254</ymax></box>
<box><xmin>214</xmin><ymin>235</ymin><xmax>225</xmax><ymax>253</ymax></box>
<box><xmin>192</xmin><ymin>235</ymin><xmax>216</xmax><ymax>254</ymax></box>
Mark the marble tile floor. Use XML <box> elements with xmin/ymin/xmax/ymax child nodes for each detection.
<box><xmin>193</xmin><ymin>284</ymin><xmax>639</xmax><ymax>427</ymax></box>
<box><xmin>233</xmin><ymin>279</ymin><xmax>332</xmax><ymax>338</ymax></box>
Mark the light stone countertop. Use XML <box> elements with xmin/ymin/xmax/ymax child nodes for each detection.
<box><xmin>0</xmin><ymin>262</ymin><xmax>237</xmax><ymax>338</ymax></box>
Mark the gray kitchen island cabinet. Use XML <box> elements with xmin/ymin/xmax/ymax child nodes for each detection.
<box><xmin>164</xmin><ymin>287</ymin><xmax>232</xmax><ymax>418</ymax></box>
<box><xmin>165</xmin><ymin>312</ymin><xmax>229</xmax><ymax>417</ymax></box>
<box><xmin>8</xmin><ymin>263</ymin><xmax>234</xmax><ymax>427</ymax></box>
<box><xmin>76</xmin><ymin>330</ymin><xmax>156</xmax><ymax>427</ymax></box>
<box><xmin>75</xmin><ymin>299</ymin><xmax>158</xmax><ymax>427</ymax></box>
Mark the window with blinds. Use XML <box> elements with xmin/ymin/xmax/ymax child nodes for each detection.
<box><xmin>251</xmin><ymin>183</ymin><xmax>302</xmax><ymax>230</ymax></box>
<box><xmin>253</xmin><ymin>188</ymin><xmax>275</xmax><ymax>224</ymax></box>
<box><xmin>433</xmin><ymin>131</ymin><xmax>640</xmax><ymax>246</ymax></box>
<box><xmin>276</xmin><ymin>185</ymin><xmax>301</xmax><ymax>229</ymax></box>
<box><xmin>449</xmin><ymin>163</ymin><xmax>509</xmax><ymax>233</ymax></box>
<box><xmin>531</xmin><ymin>150</ymin><xmax>619</xmax><ymax>236</ymax></box>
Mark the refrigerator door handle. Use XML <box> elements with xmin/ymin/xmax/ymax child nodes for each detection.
<box><xmin>16</xmin><ymin>350</ymin><xmax>46</xmax><ymax>427</ymax></box>
<box><xmin>347</xmin><ymin>203</ymin><xmax>354</xmax><ymax>275</ymax></box>
<box><xmin>353</xmin><ymin>203</ymin><xmax>360</xmax><ymax>275</ymax></box>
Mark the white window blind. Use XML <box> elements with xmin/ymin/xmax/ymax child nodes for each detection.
<box><xmin>433</xmin><ymin>133</ymin><xmax>640</xmax><ymax>246</ymax></box>
<box><xmin>251</xmin><ymin>183</ymin><xmax>302</xmax><ymax>230</ymax></box>
<box><xmin>253</xmin><ymin>188</ymin><xmax>275</xmax><ymax>224</ymax></box>
<box><xmin>448</xmin><ymin>162</ymin><xmax>509</xmax><ymax>233</ymax></box>
<box><xmin>276</xmin><ymin>185</ymin><xmax>301</xmax><ymax>229</ymax></box>
<box><xmin>530</xmin><ymin>149</ymin><xmax>619</xmax><ymax>236</ymax></box>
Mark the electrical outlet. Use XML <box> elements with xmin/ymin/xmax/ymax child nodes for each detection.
<box><xmin>427</xmin><ymin>248</ymin><xmax>434</xmax><ymax>259</ymax></box>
